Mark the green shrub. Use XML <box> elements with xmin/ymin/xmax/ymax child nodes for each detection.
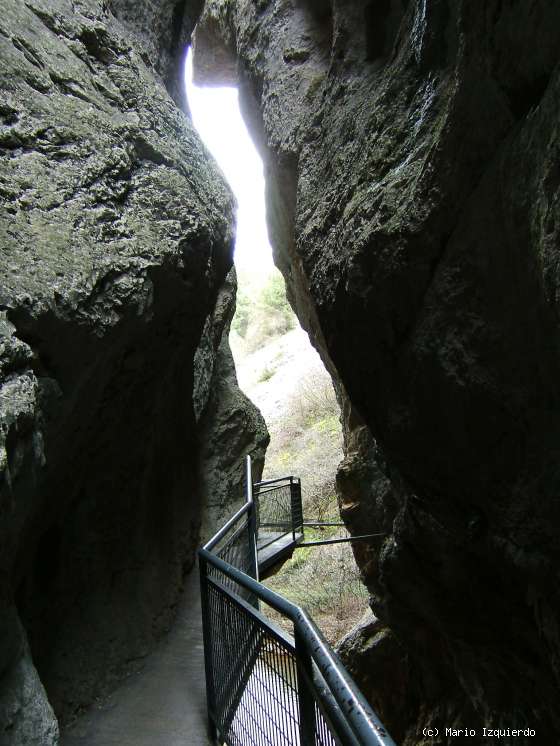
<box><xmin>232</xmin><ymin>286</ymin><xmax>251</xmax><ymax>337</ymax></box>
<box><xmin>260</xmin><ymin>271</ymin><xmax>290</xmax><ymax>313</ymax></box>
<box><xmin>231</xmin><ymin>269</ymin><xmax>296</xmax><ymax>349</ymax></box>
<box><xmin>289</xmin><ymin>371</ymin><xmax>339</xmax><ymax>429</ymax></box>
<box><xmin>257</xmin><ymin>364</ymin><xmax>275</xmax><ymax>383</ymax></box>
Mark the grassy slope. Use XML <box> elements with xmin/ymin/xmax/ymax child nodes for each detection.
<box><xmin>231</xmin><ymin>324</ymin><xmax>369</xmax><ymax>644</ymax></box>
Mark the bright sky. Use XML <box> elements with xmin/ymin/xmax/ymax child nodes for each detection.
<box><xmin>184</xmin><ymin>48</ymin><xmax>274</xmax><ymax>283</ymax></box>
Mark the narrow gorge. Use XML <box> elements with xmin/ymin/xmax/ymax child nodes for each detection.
<box><xmin>1</xmin><ymin>1</ymin><xmax>560</xmax><ymax>745</ymax></box>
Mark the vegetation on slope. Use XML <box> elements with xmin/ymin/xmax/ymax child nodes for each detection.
<box><xmin>232</xmin><ymin>268</ymin><xmax>296</xmax><ymax>352</ymax></box>
<box><xmin>261</xmin><ymin>370</ymin><xmax>369</xmax><ymax>644</ymax></box>
<box><xmin>231</xmin><ymin>287</ymin><xmax>369</xmax><ymax>644</ymax></box>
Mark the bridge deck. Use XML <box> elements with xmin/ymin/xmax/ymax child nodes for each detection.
<box><xmin>257</xmin><ymin>531</ymin><xmax>303</xmax><ymax>577</ymax></box>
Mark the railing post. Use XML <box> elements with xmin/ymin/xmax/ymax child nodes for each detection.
<box><xmin>290</xmin><ymin>477</ymin><xmax>303</xmax><ymax>541</ymax></box>
<box><xmin>245</xmin><ymin>455</ymin><xmax>260</xmax><ymax>589</ymax></box>
<box><xmin>199</xmin><ymin>554</ymin><xmax>217</xmax><ymax>744</ymax></box>
<box><xmin>295</xmin><ymin>627</ymin><xmax>316</xmax><ymax>745</ymax></box>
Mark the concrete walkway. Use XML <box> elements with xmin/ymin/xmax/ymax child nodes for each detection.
<box><xmin>62</xmin><ymin>570</ymin><xmax>210</xmax><ymax>746</ymax></box>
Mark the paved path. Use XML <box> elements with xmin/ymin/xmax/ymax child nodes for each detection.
<box><xmin>62</xmin><ymin>570</ymin><xmax>210</xmax><ymax>746</ymax></box>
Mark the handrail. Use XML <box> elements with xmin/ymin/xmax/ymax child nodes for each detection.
<box><xmin>198</xmin><ymin>455</ymin><xmax>396</xmax><ymax>746</ymax></box>
<box><xmin>199</xmin><ymin>550</ymin><xmax>395</xmax><ymax>745</ymax></box>
<box><xmin>254</xmin><ymin>474</ymin><xmax>297</xmax><ymax>488</ymax></box>
<box><xmin>202</xmin><ymin>501</ymin><xmax>250</xmax><ymax>552</ymax></box>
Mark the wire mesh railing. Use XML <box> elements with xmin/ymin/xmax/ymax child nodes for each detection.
<box><xmin>254</xmin><ymin>475</ymin><xmax>304</xmax><ymax>550</ymax></box>
<box><xmin>199</xmin><ymin>456</ymin><xmax>396</xmax><ymax>746</ymax></box>
<box><xmin>203</xmin><ymin>570</ymin><xmax>299</xmax><ymax>745</ymax></box>
<box><xmin>205</xmin><ymin>492</ymin><xmax>258</xmax><ymax>606</ymax></box>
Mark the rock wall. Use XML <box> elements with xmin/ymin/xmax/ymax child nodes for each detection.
<box><xmin>0</xmin><ymin>0</ymin><xmax>265</xmax><ymax>742</ymax></box>
<box><xmin>194</xmin><ymin>1</ymin><xmax>560</xmax><ymax>742</ymax></box>
<box><xmin>195</xmin><ymin>269</ymin><xmax>269</xmax><ymax>543</ymax></box>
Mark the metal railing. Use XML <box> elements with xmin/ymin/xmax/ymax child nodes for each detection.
<box><xmin>254</xmin><ymin>474</ymin><xmax>304</xmax><ymax>550</ymax></box>
<box><xmin>199</xmin><ymin>456</ymin><xmax>396</xmax><ymax>746</ymax></box>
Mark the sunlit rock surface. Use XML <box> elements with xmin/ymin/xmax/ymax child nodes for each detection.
<box><xmin>0</xmin><ymin>0</ymin><xmax>265</xmax><ymax>740</ymax></box>
<box><xmin>194</xmin><ymin>1</ymin><xmax>560</xmax><ymax>741</ymax></box>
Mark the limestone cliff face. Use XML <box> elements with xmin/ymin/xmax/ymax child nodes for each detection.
<box><xmin>0</xmin><ymin>0</ymin><xmax>265</xmax><ymax>742</ymax></box>
<box><xmin>194</xmin><ymin>1</ymin><xmax>560</xmax><ymax>742</ymax></box>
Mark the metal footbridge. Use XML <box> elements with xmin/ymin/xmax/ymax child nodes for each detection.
<box><xmin>198</xmin><ymin>456</ymin><xmax>396</xmax><ymax>746</ymax></box>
